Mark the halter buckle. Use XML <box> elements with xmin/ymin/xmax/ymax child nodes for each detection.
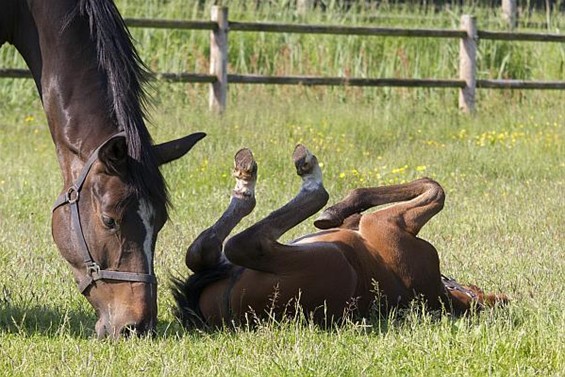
<box><xmin>86</xmin><ymin>262</ymin><xmax>101</xmax><ymax>279</ymax></box>
<box><xmin>66</xmin><ymin>186</ymin><xmax>80</xmax><ymax>204</ymax></box>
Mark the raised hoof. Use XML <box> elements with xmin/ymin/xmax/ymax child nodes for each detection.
<box><xmin>293</xmin><ymin>144</ymin><xmax>317</xmax><ymax>176</ymax></box>
<box><xmin>233</xmin><ymin>148</ymin><xmax>257</xmax><ymax>181</ymax></box>
<box><xmin>233</xmin><ymin>148</ymin><xmax>257</xmax><ymax>199</ymax></box>
<box><xmin>313</xmin><ymin>209</ymin><xmax>343</xmax><ymax>229</ymax></box>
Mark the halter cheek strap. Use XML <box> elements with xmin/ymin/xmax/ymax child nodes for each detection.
<box><xmin>441</xmin><ymin>274</ymin><xmax>484</xmax><ymax>309</ymax></box>
<box><xmin>52</xmin><ymin>132</ymin><xmax>157</xmax><ymax>294</ymax></box>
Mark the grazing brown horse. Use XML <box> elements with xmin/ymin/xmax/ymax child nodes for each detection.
<box><xmin>1</xmin><ymin>0</ymin><xmax>204</xmax><ymax>338</ymax></box>
<box><xmin>173</xmin><ymin>146</ymin><xmax>508</xmax><ymax>329</ymax></box>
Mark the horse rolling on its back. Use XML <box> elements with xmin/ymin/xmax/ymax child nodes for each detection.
<box><xmin>173</xmin><ymin>146</ymin><xmax>508</xmax><ymax>329</ymax></box>
<box><xmin>1</xmin><ymin>0</ymin><xmax>204</xmax><ymax>338</ymax></box>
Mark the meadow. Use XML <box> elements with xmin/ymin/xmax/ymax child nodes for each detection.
<box><xmin>0</xmin><ymin>1</ymin><xmax>563</xmax><ymax>375</ymax></box>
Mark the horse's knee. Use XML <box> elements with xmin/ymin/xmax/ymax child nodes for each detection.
<box><xmin>224</xmin><ymin>230</ymin><xmax>277</xmax><ymax>268</ymax></box>
<box><xmin>224</xmin><ymin>232</ymin><xmax>255</xmax><ymax>265</ymax></box>
<box><xmin>223</xmin><ymin>237</ymin><xmax>240</xmax><ymax>264</ymax></box>
<box><xmin>185</xmin><ymin>230</ymin><xmax>224</xmax><ymax>272</ymax></box>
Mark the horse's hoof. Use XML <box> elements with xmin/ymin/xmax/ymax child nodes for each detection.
<box><xmin>313</xmin><ymin>209</ymin><xmax>343</xmax><ymax>229</ymax></box>
<box><xmin>233</xmin><ymin>148</ymin><xmax>257</xmax><ymax>181</ymax></box>
<box><xmin>293</xmin><ymin>144</ymin><xmax>316</xmax><ymax>176</ymax></box>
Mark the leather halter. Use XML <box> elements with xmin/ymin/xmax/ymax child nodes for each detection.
<box><xmin>441</xmin><ymin>274</ymin><xmax>484</xmax><ymax>309</ymax></box>
<box><xmin>52</xmin><ymin>132</ymin><xmax>157</xmax><ymax>294</ymax></box>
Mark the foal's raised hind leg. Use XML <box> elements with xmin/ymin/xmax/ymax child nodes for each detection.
<box><xmin>314</xmin><ymin>178</ymin><xmax>447</xmax><ymax>309</ymax></box>
<box><xmin>315</xmin><ymin>178</ymin><xmax>508</xmax><ymax>313</ymax></box>
<box><xmin>224</xmin><ymin>145</ymin><xmax>329</xmax><ymax>273</ymax></box>
<box><xmin>314</xmin><ymin>178</ymin><xmax>444</xmax><ymax>236</ymax></box>
<box><xmin>185</xmin><ymin>148</ymin><xmax>258</xmax><ymax>272</ymax></box>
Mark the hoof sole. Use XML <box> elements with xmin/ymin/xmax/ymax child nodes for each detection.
<box><xmin>233</xmin><ymin>148</ymin><xmax>257</xmax><ymax>181</ymax></box>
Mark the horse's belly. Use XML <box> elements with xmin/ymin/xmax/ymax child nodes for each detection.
<box><xmin>230</xmin><ymin>249</ymin><xmax>358</xmax><ymax>321</ymax></box>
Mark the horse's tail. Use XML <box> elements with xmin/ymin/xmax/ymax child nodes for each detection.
<box><xmin>170</xmin><ymin>261</ymin><xmax>234</xmax><ymax>330</ymax></box>
<box><xmin>441</xmin><ymin>275</ymin><xmax>509</xmax><ymax>315</ymax></box>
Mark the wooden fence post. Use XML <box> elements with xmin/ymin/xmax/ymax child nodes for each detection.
<box><xmin>502</xmin><ymin>0</ymin><xmax>517</xmax><ymax>30</ymax></box>
<box><xmin>459</xmin><ymin>15</ymin><xmax>477</xmax><ymax>114</ymax></box>
<box><xmin>209</xmin><ymin>6</ymin><xmax>228</xmax><ymax>114</ymax></box>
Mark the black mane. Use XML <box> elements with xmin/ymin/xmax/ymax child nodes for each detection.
<box><xmin>78</xmin><ymin>0</ymin><xmax>168</xmax><ymax>207</ymax></box>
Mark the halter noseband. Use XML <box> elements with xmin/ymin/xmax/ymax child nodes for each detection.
<box><xmin>52</xmin><ymin>132</ymin><xmax>157</xmax><ymax>294</ymax></box>
<box><xmin>441</xmin><ymin>274</ymin><xmax>484</xmax><ymax>309</ymax></box>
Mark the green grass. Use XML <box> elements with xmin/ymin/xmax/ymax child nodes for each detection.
<box><xmin>1</xmin><ymin>1</ymin><xmax>564</xmax><ymax>376</ymax></box>
<box><xmin>1</xmin><ymin>82</ymin><xmax>563</xmax><ymax>376</ymax></box>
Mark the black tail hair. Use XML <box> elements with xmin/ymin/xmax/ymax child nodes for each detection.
<box><xmin>171</xmin><ymin>262</ymin><xmax>234</xmax><ymax>330</ymax></box>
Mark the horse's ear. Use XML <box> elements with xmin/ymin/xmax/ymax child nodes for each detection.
<box><xmin>99</xmin><ymin>135</ymin><xmax>128</xmax><ymax>174</ymax></box>
<box><xmin>153</xmin><ymin>132</ymin><xmax>206</xmax><ymax>165</ymax></box>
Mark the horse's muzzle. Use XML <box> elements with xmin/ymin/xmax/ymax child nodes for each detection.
<box><xmin>95</xmin><ymin>315</ymin><xmax>156</xmax><ymax>339</ymax></box>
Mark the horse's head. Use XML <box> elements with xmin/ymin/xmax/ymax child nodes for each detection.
<box><xmin>51</xmin><ymin>132</ymin><xmax>205</xmax><ymax>339</ymax></box>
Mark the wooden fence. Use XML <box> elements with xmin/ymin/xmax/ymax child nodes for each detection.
<box><xmin>2</xmin><ymin>6</ymin><xmax>565</xmax><ymax>113</ymax></box>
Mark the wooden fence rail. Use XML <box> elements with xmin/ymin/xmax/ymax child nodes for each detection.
<box><xmin>1</xmin><ymin>6</ymin><xmax>565</xmax><ymax>113</ymax></box>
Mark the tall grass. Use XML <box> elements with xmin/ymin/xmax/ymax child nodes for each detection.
<box><xmin>2</xmin><ymin>0</ymin><xmax>565</xmax><ymax>106</ymax></box>
<box><xmin>0</xmin><ymin>1</ymin><xmax>564</xmax><ymax>376</ymax></box>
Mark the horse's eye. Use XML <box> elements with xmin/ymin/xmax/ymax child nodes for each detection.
<box><xmin>101</xmin><ymin>215</ymin><xmax>118</xmax><ymax>230</ymax></box>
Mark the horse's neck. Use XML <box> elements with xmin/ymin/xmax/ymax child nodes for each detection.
<box><xmin>14</xmin><ymin>1</ymin><xmax>119</xmax><ymax>185</ymax></box>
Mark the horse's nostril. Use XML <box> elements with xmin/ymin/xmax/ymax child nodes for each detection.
<box><xmin>119</xmin><ymin>321</ymin><xmax>156</xmax><ymax>338</ymax></box>
<box><xmin>120</xmin><ymin>323</ymin><xmax>142</xmax><ymax>338</ymax></box>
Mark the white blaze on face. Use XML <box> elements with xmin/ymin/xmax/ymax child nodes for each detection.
<box><xmin>137</xmin><ymin>199</ymin><xmax>155</xmax><ymax>274</ymax></box>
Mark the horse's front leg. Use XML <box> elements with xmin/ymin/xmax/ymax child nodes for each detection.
<box><xmin>185</xmin><ymin>148</ymin><xmax>257</xmax><ymax>272</ymax></box>
<box><xmin>224</xmin><ymin>144</ymin><xmax>329</xmax><ymax>273</ymax></box>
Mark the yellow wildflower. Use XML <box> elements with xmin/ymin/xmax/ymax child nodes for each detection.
<box><xmin>391</xmin><ymin>165</ymin><xmax>408</xmax><ymax>174</ymax></box>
